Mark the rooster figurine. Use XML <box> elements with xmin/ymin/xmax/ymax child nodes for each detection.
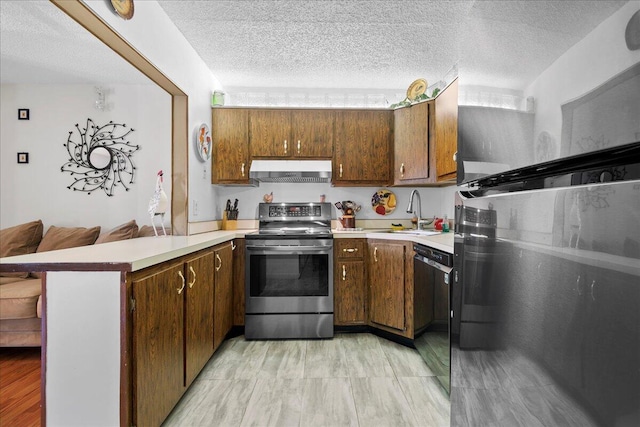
<box><xmin>148</xmin><ymin>170</ymin><xmax>169</xmax><ymax>236</ymax></box>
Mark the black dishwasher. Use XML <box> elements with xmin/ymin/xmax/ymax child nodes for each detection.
<box><xmin>413</xmin><ymin>243</ymin><xmax>453</xmax><ymax>395</ymax></box>
<box><xmin>413</xmin><ymin>243</ymin><xmax>453</xmax><ymax>333</ymax></box>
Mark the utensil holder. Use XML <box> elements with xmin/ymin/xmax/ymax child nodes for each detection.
<box><xmin>222</xmin><ymin>211</ymin><xmax>237</xmax><ymax>230</ymax></box>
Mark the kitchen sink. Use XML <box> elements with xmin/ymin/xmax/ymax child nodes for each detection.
<box><xmin>389</xmin><ymin>229</ymin><xmax>441</xmax><ymax>236</ymax></box>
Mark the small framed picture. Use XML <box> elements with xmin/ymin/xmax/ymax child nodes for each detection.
<box><xmin>18</xmin><ymin>109</ymin><xmax>29</xmax><ymax>120</ymax></box>
<box><xmin>17</xmin><ymin>152</ymin><xmax>29</xmax><ymax>164</ymax></box>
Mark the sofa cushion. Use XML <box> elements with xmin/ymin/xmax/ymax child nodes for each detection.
<box><xmin>37</xmin><ymin>225</ymin><xmax>101</xmax><ymax>253</ymax></box>
<box><xmin>138</xmin><ymin>225</ymin><xmax>172</xmax><ymax>237</ymax></box>
<box><xmin>0</xmin><ymin>318</ymin><xmax>41</xmax><ymax>347</ymax></box>
<box><xmin>0</xmin><ymin>279</ymin><xmax>41</xmax><ymax>320</ymax></box>
<box><xmin>0</xmin><ymin>220</ymin><xmax>43</xmax><ymax>278</ymax></box>
<box><xmin>95</xmin><ymin>220</ymin><xmax>138</xmax><ymax>244</ymax></box>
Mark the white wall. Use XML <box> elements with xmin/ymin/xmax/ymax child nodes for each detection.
<box><xmin>83</xmin><ymin>1</ymin><xmax>222</xmax><ymax>223</ymax></box>
<box><xmin>0</xmin><ymin>83</ymin><xmax>171</xmax><ymax>230</ymax></box>
<box><xmin>524</xmin><ymin>1</ymin><xmax>640</xmax><ymax>152</ymax></box>
<box><xmin>217</xmin><ymin>183</ymin><xmax>457</xmax><ymax>222</ymax></box>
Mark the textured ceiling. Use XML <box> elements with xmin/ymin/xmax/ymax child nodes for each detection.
<box><xmin>157</xmin><ymin>0</ymin><xmax>628</xmax><ymax>92</ymax></box>
<box><xmin>0</xmin><ymin>0</ymin><xmax>629</xmax><ymax>94</ymax></box>
<box><xmin>0</xmin><ymin>1</ymin><xmax>151</xmax><ymax>85</ymax></box>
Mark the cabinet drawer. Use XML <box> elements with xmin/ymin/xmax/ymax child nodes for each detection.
<box><xmin>335</xmin><ymin>239</ymin><xmax>365</xmax><ymax>259</ymax></box>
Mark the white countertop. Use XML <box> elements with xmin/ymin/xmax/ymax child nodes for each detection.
<box><xmin>0</xmin><ymin>228</ymin><xmax>455</xmax><ymax>273</ymax></box>
<box><xmin>333</xmin><ymin>229</ymin><xmax>454</xmax><ymax>253</ymax></box>
<box><xmin>0</xmin><ymin>230</ymin><xmax>253</xmax><ymax>272</ymax></box>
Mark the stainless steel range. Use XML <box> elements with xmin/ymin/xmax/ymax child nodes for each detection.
<box><xmin>245</xmin><ymin>202</ymin><xmax>333</xmax><ymax>339</ymax></box>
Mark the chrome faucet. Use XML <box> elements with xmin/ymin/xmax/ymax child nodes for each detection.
<box><xmin>406</xmin><ymin>189</ymin><xmax>433</xmax><ymax>230</ymax></box>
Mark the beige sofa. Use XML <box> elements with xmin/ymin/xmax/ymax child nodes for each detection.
<box><xmin>0</xmin><ymin>219</ymin><xmax>154</xmax><ymax>347</ymax></box>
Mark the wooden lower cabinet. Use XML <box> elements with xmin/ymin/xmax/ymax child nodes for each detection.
<box><xmin>367</xmin><ymin>240</ymin><xmax>415</xmax><ymax>338</ymax></box>
<box><xmin>214</xmin><ymin>242</ymin><xmax>234</xmax><ymax>350</ymax></box>
<box><xmin>334</xmin><ymin>239</ymin><xmax>367</xmax><ymax>325</ymax></box>
<box><xmin>184</xmin><ymin>250</ymin><xmax>215</xmax><ymax>385</ymax></box>
<box><xmin>130</xmin><ymin>248</ymin><xmax>217</xmax><ymax>427</ymax></box>
<box><xmin>130</xmin><ymin>260</ymin><xmax>188</xmax><ymax>427</ymax></box>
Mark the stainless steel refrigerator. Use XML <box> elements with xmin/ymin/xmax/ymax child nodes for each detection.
<box><xmin>451</xmin><ymin>53</ymin><xmax>640</xmax><ymax>427</ymax></box>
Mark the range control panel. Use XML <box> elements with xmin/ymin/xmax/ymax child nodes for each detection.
<box><xmin>258</xmin><ymin>203</ymin><xmax>331</xmax><ymax>221</ymax></box>
<box><xmin>268</xmin><ymin>204</ymin><xmax>322</xmax><ymax>217</ymax></box>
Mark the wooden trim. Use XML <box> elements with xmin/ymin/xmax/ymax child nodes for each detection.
<box><xmin>120</xmin><ymin>271</ymin><xmax>131</xmax><ymax>427</ymax></box>
<box><xmin>41</xmin><ymin>274</ymin><xmax>47</xmax><ymax>427</ymax></box>
<box><xmin>0</xmin><ymin>263</ymin><xmax>132</xmax><ymax>273</ymax></box>
<box><xmin>49</xmin><ymin>0</ymin><xmax>189</xmax><ymax>235</ymax></box>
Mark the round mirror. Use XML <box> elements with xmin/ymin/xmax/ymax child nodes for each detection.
<box><xmin>89</xmin><ymin>146</ymin><xmax>112</xmax><ymax>170</ymax></box>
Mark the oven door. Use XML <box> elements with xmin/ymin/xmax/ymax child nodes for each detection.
<box><xmin>245</xmin><ymin>239</ymin><xmax>333</xmax><ymax>314</ymax></box>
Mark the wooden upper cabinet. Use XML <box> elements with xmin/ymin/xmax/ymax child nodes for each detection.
<box><xmin>394</xmin><ymin>101</ymin><xmax>430</xmax><ymax>185</ymax></box>
<box><xmin>250</xmin><ymin>109</ymin><xmax>333</xmax><ymax>158</ymax></box>
<box><xmin>334</xmin><ymin>110</ymin><xmax>392</xmax><ymax>186</ymax></box>
<box><xmin>212</xmin><ymin>108</ymin><xmax>251</xmax><ymax>184</ymax></box>
<box><xmin>250</xmin><ymin>110</ymin><xmax>292</xmax><ymax>157</ymax></box>
<box><xmin>291</xmin><ymin>110</ymin><xmax>334</xmax><ymax>158</ymax></box>
<box><xmin>391</xmin><ymin>79</ymin><xmax>458</xmax><ymax>186</ymax></box>
<box><xmin>433</xmin><ymin>79</ymin><xmax>458</xmax><ymax>182</ymax></box>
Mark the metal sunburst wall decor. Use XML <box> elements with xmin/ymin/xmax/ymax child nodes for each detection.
<box><xmin>61</xmin><ymin>119</ymin><xmax>140</xmax><ymax>196</ymax></box>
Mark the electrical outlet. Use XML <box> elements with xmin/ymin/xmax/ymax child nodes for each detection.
<box><xmin>193</xmin><ymin>199</ymin><xmax>199</xmax><ymax>216</ymax></box>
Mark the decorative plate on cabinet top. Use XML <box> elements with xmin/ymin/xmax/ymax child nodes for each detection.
<box><xmin>111</xmin><ymin>0</ymin><xmax>134</xmax><ymax>20</ymax></box>
<box><xmin>195</xmin><ymin>123</ymin><xmax>212</xmax><ymax>162</ymax></box>
<box><xmin>406</xmin><ymin>78</ymin><xmax>427</xmax><ymax>100</ymax></box>
<box><xmin>371</xmin><ymin>189</ymin><xmax>397</xmax><ymax>216</ymax></box>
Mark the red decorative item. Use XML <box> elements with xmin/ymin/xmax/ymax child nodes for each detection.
<box><xmin>434</xmin><ymin>218</ymin><xmax>444</xmax><ymax>231</ymax></box>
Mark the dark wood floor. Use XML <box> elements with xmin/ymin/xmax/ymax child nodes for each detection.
<box><xmin>0</xmin><ymin>347</ymin><xmax>41</xmax><ymax>427</ymax></box>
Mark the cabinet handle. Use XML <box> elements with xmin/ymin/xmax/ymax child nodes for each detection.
<box><xmin>339</xmin><ymin>163</ymin><xmax>343</xmax><ymax>178</ymax></box>
<box><xmin>590</xmin><ymin>280</ymin><xmax>596</xmax><ymax>301</ymax></box>
<box><xmin>284</xmin><ymin>139</ymin><xmax>288</xmax><ymax>155</ymax></box>
<box><xmin>177</xmin><ymin>271</ymin><xmax>186</xmax><ymax>295</ymax></box>
<box><xmin>188</xmin><ymin>266</ymin><xmax>196</xmax><ymax>288</ymax></box>
<box><xmin>374</xmin><ymin>247</ymin><xmax>378</xmax><ymax>262</ymax></box>
<box><xmin>400</xmin><ymin>163</ymin><xmax>405</xmax><ymax>178</ymax></box>
<box><xmin>241</xmin><ymin>162</ymin><xmax>245</xmax><ymax>177</ymax></box>
<box><xmin>342</xmin><ymin>248</ymin><xmax>358</xmax><ymax>253</ymax></box>
<box><xmin>231</xmin><ymin>241</ymin><xmax>236</xmax><ymax>251</ymax></box>
<box><xmin>215</xmin><ymin>253</ymin><xmax>222</xmax><ymax>271</ymax></box>
<box><xmin>342</xmin><ymin>264</ymin><xmax>346</xmax><ymax>281</ymax></box>
<box><xmin>297</xmin><ymin>140</ymin><xmax>301</xmax><ymax>154</ymax></box>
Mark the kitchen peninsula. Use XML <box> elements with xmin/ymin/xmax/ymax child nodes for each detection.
<box><xmin>0</xmin><ymin>228</ymin><xmax>453</xmax><ymax>426</ymax></box>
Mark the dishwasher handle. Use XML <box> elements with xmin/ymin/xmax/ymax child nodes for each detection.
<box><xmin>415</xmin><ymin>254</ymin><xmax>453</xmax><ymax>274</ymax></box>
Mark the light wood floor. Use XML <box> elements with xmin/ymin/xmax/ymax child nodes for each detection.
<box><xmin>164</xmin><ymin>333</ymin><xmax>450</xmax><ymax>427</ymax></box>
<box><xmin>0</xmin><ymin>347</ymin><xmax>41</xmax><ymax>427</ymax></box>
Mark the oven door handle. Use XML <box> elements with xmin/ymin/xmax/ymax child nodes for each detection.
<box><xmin>246</xmin><ymin>245</ymin><xmax>332</xmax><ymax>253</ymax></box>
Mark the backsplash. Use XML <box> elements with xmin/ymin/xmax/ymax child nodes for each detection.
<box><xmin>216</xmin><ymin>183</ymin><xmax>459</xmax><ymax>222</ymax></box>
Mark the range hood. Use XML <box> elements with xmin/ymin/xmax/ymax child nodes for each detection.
<box><xmin>249</xmin><ymin>160</ymin><xmax>332</xmax><ymax>183</ymax></box>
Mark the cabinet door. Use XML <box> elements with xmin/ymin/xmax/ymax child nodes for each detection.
<box><xmin>232</xmin><ymin>238</ymin><xmax>246</xmax><ymax>326</ymax></box>
<box><xmin>368</xmin><ymin>241</ymin><xmax>406</xmax><ymax>330</ymax></box>
<box><xmin>212</xmin><ymin>108</ymin><xmax>251</xmax><ymax>183</ymax></box>
<box><xmin>394</xmin><ymin>102</ymin><xmax>430</xmax><ymax>184</ymax></box>
<box><xmin>184</xmin><ymin>250</ymin><xmax>215</xmax><ymax>386</ymax></box>
<box><xmin>214</xmin><ymin>243</ymin><xmax>234</xmax><ymax>350</ymax></box>
<box><xmin>583</xmin><ymin>267</ymin><xmax>640</xmax><ymax>423</ymax></box>
<box><xmin>291</xmin><ymin>110</ymin><xmax>334</xmax><ymax>158</ymax></box>
<box><xmin>335</xmin><ymin>260</ymin><xmax>366</xmax><ymax>325</ymax></box>
<box><xmin>132</xmin><ymin>261</ymin><xmax>185</xmax><ymax>427</ymax></box>
<box><xmin>434</xmin><ymin>79</ymin><xmax>458</xmax><ymax>181</ymax></box>
<box><xmin>250</xmin><ymin>110</ymin><xmax>292</xmax><ymax>157</ymax></box>
<box><xmin>334</xmin><ymin>110</ymin><xmax>392</xmax><ymax>185</ymax></box>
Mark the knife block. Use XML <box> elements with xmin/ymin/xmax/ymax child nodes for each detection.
<box><xmin>222</xmin><ymin>211</ymin><xmax>237</xmax><ymax>230</ymax></box>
